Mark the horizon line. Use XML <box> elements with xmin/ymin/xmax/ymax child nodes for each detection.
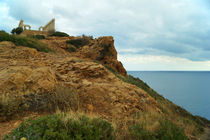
<box><xmin>127</xmin><ymin>70</ymin><xmax>210</xmax><ymax>72</ymax></box>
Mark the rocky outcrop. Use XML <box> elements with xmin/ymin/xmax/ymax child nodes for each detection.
<box><xmin>24</xmin><ymin>67</ymin><xmax>57</xmax><ymax>93</ymax></box>
<box><xmin>40</xmin><ymin>36</ymin><xmax>127</xmax><ymax>76</ymax></box>
<box><xmin>0</xmin><ymin>36</ymin><xmax>206</xmax><ymax>140</ymax></box>
<box><xmin>0</xmin><ymin>41</ymin><xmax>158</xmax><ymax>120</ymax></box>
<box><xmin>75</xmin><ymin>36</ymin><xmax>127</xmax><ymax>76</ymax></box>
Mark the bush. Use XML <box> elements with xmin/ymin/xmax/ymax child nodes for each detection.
<box><xmin>0</xmin><ymin>31</ymin><xmax>53</xmax><ymax>53</ymax></box>
<box><xmin>129</xmin><ymin>123</ymin><xmax>156</xmax><ymax>140</ymax></box>
<box><xmin>29</xmin><ymin>35</ymin><xmax>46</xmax><ymax>40</ymax></box>
<box><xmin>50</xmin><ymin>86</ymin><xmax>79</xmax><ymax>111</ymax></box>
<box><xmin>66</xmin><ymin>35</ymin><xmax>93</xmax><ymax>48</ymax></box>
<box><xmin>3</xmin><ymin>114</ymin><xmax>115</xmax><ymax>140</ymax></box>
<box><xmin>0</xmin><ymin>86</ymin><xmax>78</xmax><ymax>122</ymax></box>
<box><xmin>156</xmin><ymin>119</ymin><xmax>188</xmax><ymax>140</ymax></box>
<box><xmin>11</xmin><ymin>27</ymin><xmax>23</xmax><ymax>35</ymax></box>
<box><xmin>50</xmin><ymin>31</ymin><xmax>69</xmax><ymax>37</ymax></box>
<box><xmin>0</xmin><ymin>30</ymin><xmax>6</xmax><ymax>33</ymax></box>
<box><xmin>0</xmin><ymin>93</ymin><xmax>26</xmax><ymax>122</ymax></box>
<box><xmin>128</xmin><ymin>119</ymin><xmax>188</xmax><ymax>140</ymax></box>
<box><xmin>0</xmin><ymin>31</ymin><xmax>12</xmax><ymax>41</ymax></box>
<box><xmin>66</xmin><ymin>44</ymin><xmax>76</xmax><ymax>52</ymax></box>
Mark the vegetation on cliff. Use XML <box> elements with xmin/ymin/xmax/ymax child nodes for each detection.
<box><xmin>102</xmin><ymin>64</ymin><xmax>208</xmax><ymax>138</ymax></box>
<box><xmin>3</xmin><ymin>112</ymin><xmax>190</xmax><ymax>140</ymax></box>
<box><xmin>50</xmin><ymin>31</ymin><xmax>69</xmax><ymax>37</ymax></box>
<box><xmin>3</xmin><ymin>113</ymin><xmax>115</xmax><ymax>140</ymax></box>
<box><xmin>11</xmin><ymin>27</ymin><xmax>23</xmax><ymax>35</ymax></box>
<box><xmin>0</xmin><ymin>30</ymin><xmax>53</xmax><ymax>52</ymax></box>
<box><xmin>0</xmin><ymin>86</ymin><xmax>78</xmax><ymax>122</ymax></box>
<box><xmin>0</xmin><ymin>30</ymin><xmax>209</xmax><ymax>139</ymax></box>
<box><xmin>66</xmin><ymin>35</ymin><xmax>93</xmax><ymax>49</ymax></box>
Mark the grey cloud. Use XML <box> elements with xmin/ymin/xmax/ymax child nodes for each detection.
<box><xmin>6</xmin><ymin>0</ymin><xmax>54</xmax><ymax>28</ymax></box>
<box><xmin>2</xmin><ymin>0</ymin><xmax>210</xmax><ymax>61</ymax></box>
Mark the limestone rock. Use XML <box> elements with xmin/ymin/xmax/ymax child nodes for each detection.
<box><xmin>0</xmin><ymin>41</ymin><xmax>15</xmax><ymax>47</ymax></box>
<box><xmin>77</xmin><ymin>36</ymin><xmax>127</xmax><ymax>76</ymax></box>
<box><xmin>0</xmin><ymin>66</ymin><xmax>32</xmax><ymax>92</ymax></box>
<box><xmin>0</xmin><ymin>37</ymin><xmax>159</xmax><ymax>121</ymax></box>
<box><xmin>24</xmin><ymin>67</ymin><xmax>57</xmax><ymax>93</ymax></box>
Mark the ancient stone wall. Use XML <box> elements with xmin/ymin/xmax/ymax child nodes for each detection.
<box><xmin>40</xmin><ymin>19</ymin><xmax>55</xmax><ymax>33</ymax></box>
<box><xmin>18</xmin><ymin>19</ymin><xmax>31</xmax><ymax>30</ymax></box>
<box><xmin>18</xmin><ymin>19</ymin><xmax>55</xmax><ymax>33</ymax></box>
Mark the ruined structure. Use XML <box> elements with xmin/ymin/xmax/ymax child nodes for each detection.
<box><xmin>18</xmin><ymin>19</ymin><xmax>31</xmax><ymax>30</ymax></box>
<box><xmin>38</xmin><ymin>19</ymin><xmax>55</xmax><ymax>33</ymax></box>
<box><xmin>18</xmin><ymin>19</ymin><xmax>55</xmax><ymax>34</ymax></box>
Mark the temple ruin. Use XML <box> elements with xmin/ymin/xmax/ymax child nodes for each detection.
<box><xmin>18</xmin><ymin>19</ymin><xmax>55</xmax><ymax>35</ymax></box>
<box><xmin>18</xmin><ymin>19</ymin><xmax>31</xmax><ymax>30</ymax></box>
<box><xmin>38</xmin><ymin>19</ymin><xmax>55</xmax><ymax>33</ymax></box>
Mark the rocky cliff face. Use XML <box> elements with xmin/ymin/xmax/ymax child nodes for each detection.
<box><xmin>41</xmin><ymin>36</ymin><xmax>127</xmax><ymax>76</ymax></box>
<box><xmin>0</xmin><ymin>36</ymin><xmax>207</xmax><ymax>139</ymax></box>
<box><xmin>0</xmin><ymin>41</ymin><xmax>157</xmax><ymax>121</ymax></box>
<box><xmin>75</xmin><ymin>36</ymin><xmax>127</xmax><ymax>76</ymax></box>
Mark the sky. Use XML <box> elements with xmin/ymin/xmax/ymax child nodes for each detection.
<box><xmin>0</xmin><ymin>0</ymin><xmax>210</xmax><ymax>71</ymax></box>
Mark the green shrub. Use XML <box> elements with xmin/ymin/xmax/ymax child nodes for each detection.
<box><xmin>0</xmin><ymin>31</ymin><xmax>12</xmax><ymax>41</ymax></box>
<box><xmin>129</xmin><ymin>123</ymin><xmax>156</xmax><ymax>140</ymax></box>
<box><xmin>122</xmin><ymin>75</ymin><xmax>164</xmax><ymax>100</ymax></box>
<box><xmin>0</xmin><ymin>31</ymin><xmax>53</xmax><ymax>53</ymax></box>
<box><xmin>3</xmin><ymin>114</ymin><xmax>115</xmax><ymax>140</ymax></box>
<box><xmin>0</xmin><ymin>30</ymin><xmax>6</xmax><ymax>33</ymax></box>
<box><xmin>66</xmin><ymin>44</ymin><xmax>76</xmax><ymax>52</ymax></box>
<box><xmin>66</xmin><ymin>35</ymin><xmax>93</xmax><ymax>48</ymax></box>
<box><xmin>128</xmin><ymin>119</ymin><xmax>188</xmax><ymax>140</ymax></box>
<box><xmin>11</xmin><ymin>27</ymin><xmax>23</xmax><ymax>35</ymax></box>
<box><xmin>50</xmin><ymin>31</ymin><xmax>69</xmax><ymax>37</ymax></box>
<box><xmin>156</xmin><ymin>119</ymin><xmax>188</xmax><ymax>140</ymax></box>
<box><xmin>29</xmin><ymin>35</ymin><xmax>46</xmax><ymax>40</ymax></box>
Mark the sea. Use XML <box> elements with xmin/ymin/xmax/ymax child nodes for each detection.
<box><xmin>128</xmin><ymin>71</ymin><xmax>210</xmax><ymax>120</ymax></box>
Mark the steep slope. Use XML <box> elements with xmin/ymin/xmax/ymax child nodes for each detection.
<box><xmin>0</xmin><ymin>35</ymin><xmax>209</xmax><ymax>139</ymax></box>
<box><xmin>40</xmin><ymin>36</ymin><xmax>127</xmax><ymax>76</ymax></box>
<box><xmin>0</xmin><ymin>41</ymin><xmax>158</xmax><ymax>119</ymax></box>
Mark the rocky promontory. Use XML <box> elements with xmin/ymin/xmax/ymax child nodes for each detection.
<box><xmin>0</xmin><ymin>31</ymin><xmax>209</xmax><ymax>139</ymax></box>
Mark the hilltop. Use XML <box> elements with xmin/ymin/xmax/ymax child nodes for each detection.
<box><xmin>0</xmin><ymin>30</ymin><xmax>209</xmax><ymax>140</ymax></box>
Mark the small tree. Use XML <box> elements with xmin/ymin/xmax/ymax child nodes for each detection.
<box><xmin>11</xmin><ymin>27</ymin><xmax>23</xmax><ymax>35</ymax></box>
<box><xmin>11</xmin><ymin>28</ymin><xmax>16</xmax><ymax>34</ymax></box>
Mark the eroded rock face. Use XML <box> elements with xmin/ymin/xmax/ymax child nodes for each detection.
<box><xmin>76</xmin><ymin>36</ymin><xmax>127</xmax><ymax>76</ymax></box>
<box><xmin>0</xmin><ymin>66</ymin><xmax>57</xmax><ymax>94</ymax></box>
<box><xmin>0</xmin><ymin>42</ymin><xmax>159</xmax><ymax>120</ymax></box>
<box><xmin>24</xmin><ymin>67</ymin><xmax>57</xmax><ymax>93</ymax></box>
<box><xmin>41</xmin><ymin>36</ymin><xmax>127</xmax><ymax>76</ymax></box>
<box><xmin>0</xmin><ymin>66</ymin><xmax>32</xmax><ymax>92</ymax></box>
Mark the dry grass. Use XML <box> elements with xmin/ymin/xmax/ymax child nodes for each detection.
<box><xmin>0</xmin><ymin>93</ymin><xmax>26</xmax><ymax>122</ymax></box>
<box><xmin>57</xmin><ymin>110</ymin><xmax>101</xmax><ymax>122</ymax></box>
<box><xmin>0</xmin><ymin>85</ymin><xmax>79</xmax><ymax>122</ymax></box>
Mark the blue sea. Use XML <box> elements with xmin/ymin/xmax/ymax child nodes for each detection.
<box><xmin>128</xmin><ymin>71</ymin><xmax>210</xmax><ymax>120</ymax></box>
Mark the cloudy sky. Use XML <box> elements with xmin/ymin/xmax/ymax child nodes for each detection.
<box><xmin>0</xmin><ymin>0</ymin><xmax>210</xmax><ymax>71</ymax></box>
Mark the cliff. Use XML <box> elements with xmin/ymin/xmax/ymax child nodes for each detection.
<box><xmin>0</xmin><ymin>32</ymin><xmax>209</xmax><ymax>139</ymax></box>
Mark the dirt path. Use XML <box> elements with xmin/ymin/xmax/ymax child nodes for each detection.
<box><xmin>200</xmin><ymin>126</ymin><xmax>210</xmax><ymax>140</ymax></box>
<box><xmin>0</xmin><ymin>113</ymin><xmax>48</xmax><ymax>139</ymax></box>
<box><xmin>0</xmin><ymin>120</ymin><xmax>21</xmax><ymax>138</ymax></box>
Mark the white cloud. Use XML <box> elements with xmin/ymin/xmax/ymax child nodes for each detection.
<box><xmin>1</xmin><ymin>0</ymin><xmax>210</xmax><ymax>70</ymax></box>
<box><xmin>119</xmin><ymin>54</ymin><xmax>210</xmax><ymax>71</ymax></box>
<box><xmin>0</xmin><ymin>2</ymin><xmax>18</xmax><ymax>32</ymax></box>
